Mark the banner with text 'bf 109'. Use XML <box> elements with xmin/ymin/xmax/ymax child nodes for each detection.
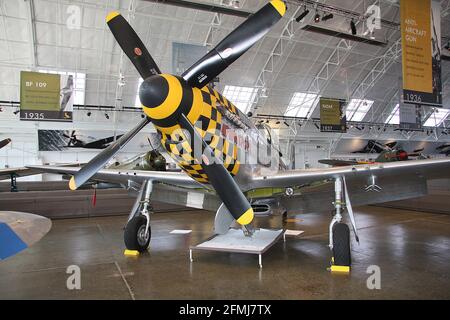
<box><xmin>400</xmin><ymin>0</ymin><xmax>442</xmax><ymax>106</ymax></box>
<box><xmin>20</xmin><ymin>71</ymin><xmax>73</xmax><ymax>122</ymax></box>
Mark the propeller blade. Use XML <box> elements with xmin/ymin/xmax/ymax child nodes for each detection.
<box><xmin>0</xmin><ymin>138</ymin><xmax>11</xmax><ymax>149</ymax></box>
<box><xmin>180</xmin><ymin>115</ymin><xmax>253</xmax><ymax>226</ymax></box>
<box><xmin>413</xmin><ymin>148</ymin><xmax>424</xmax><ymax>153</ymax></box>
<box><xmin>69</xmin><ymin>118</ymin><xmax>150</xmax><ymax>190</ymax></box>
<box><xmin>182</xmin><ymin>0</ymin><xmax>286</xmax><ymax>87</ymax></box>
<box><xmin>106</xmin><ymin>12</ymin><xmax>161</xmax><ymax>79</ymax></box>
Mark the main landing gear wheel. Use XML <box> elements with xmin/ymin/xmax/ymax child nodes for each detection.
<box><xmin>124</xmin><ymin>216</ymin><xmax>151</xmax><ymax>252</ymax></box>
<box><xmin>332</xmin><ymin>222</ymin><xmax>351</xmax><ymax>267</ymax></box>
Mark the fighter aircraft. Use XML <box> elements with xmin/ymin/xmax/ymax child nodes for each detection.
<box><xmin>319</xmin><ymin>148</ymin><xmax>426</xmax><ymax>166</ymax></box>
<box><xmin>28</xmin><ymin>1</ymin><xmax>450</xmax><ymax>269</ymax></box>
<box><xmin>64</xmin><ymin>130</ymin><xmax>124</xmax><ymax>149</ymax></box>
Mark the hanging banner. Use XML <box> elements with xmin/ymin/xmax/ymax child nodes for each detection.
<box><xmin>399</xmin><ymin>103</ymin><xmax>422</xmax><ymax>130</ymax></box>
<box><xmin>20</xmin><ymin>71</ymin><xmax>73</xmax><ymax>122</ymax></box>
<box><xmin>400</xmin><ymin>0</ymin><xmax>442</xmax><ymax>106</ymax></box>
<box><xmin>320</xmin><ymin>97</ymin><xmax>347</xmax><ymax>133</ymax></box>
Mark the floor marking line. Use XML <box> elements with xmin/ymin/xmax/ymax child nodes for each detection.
<box><xmin>96</xmin><ymin>223</ymin><xmax>136</xmax><ymax>300</ymax></box>
<box><xmin>114</xmin><ymin>261</ymin><xmax>135</xmax><ymax>301</ymax></box>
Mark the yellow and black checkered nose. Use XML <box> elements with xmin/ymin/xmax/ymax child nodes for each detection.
<box><xmin>139</xmin><ymin>74</ymin><xmax>193</xmax><ymax>128</ymax></box>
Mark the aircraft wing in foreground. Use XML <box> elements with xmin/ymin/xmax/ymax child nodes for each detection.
<box><xmin>29</xmin><ymin>157</ymin><xmax>450</xmax><ymax>210</ymax></box>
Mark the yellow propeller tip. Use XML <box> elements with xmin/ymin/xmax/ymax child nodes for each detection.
<box><xmin>270</xmin><ymin>0</ymin><xmax>286</xmax><ymax>17</ymax></box>
<box><xmin>106</xmin><ymin>11</ymin><xmax>120</xmax><ymax>22</ymax></box>
<box><xmin>69</xmin><ymin>177</ymin><xmax>77</xmax><ymax>191</ymax></box>
<box><xmin>236</xmin><ymin>208</ymin><xmax>254</xmax><ymax>226</ymax></box>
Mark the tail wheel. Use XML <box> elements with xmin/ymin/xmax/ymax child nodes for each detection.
<box><xmin>124</xmin><ymin>216</ymin><xmax>151</xmax><ymax>252</ymax></box>
<box><xmin>332</xmin><ymin>222</ymin><xmax>351</xmax><ymax>266</ymax></box>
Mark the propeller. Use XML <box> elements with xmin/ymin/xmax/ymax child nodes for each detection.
<box><xmin>67</xmin><ymin>1</ymin><xmax>286</xmax><ymax>228</ymax></box>
<box><xmin>63</xmin><ymin>131</ymin><xmax>81</xmax><ymax>147</ymax></box>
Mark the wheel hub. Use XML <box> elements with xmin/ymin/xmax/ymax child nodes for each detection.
<box><xmin>137</xmin><ymin>224</ymin><xmax>149</xmax><ymax>246</ymax></box>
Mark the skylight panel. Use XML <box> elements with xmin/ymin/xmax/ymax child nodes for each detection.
<box><xmin>222</xmin><ymin>85</ymin><xmax>258</xmax><ymax>113</ymax></box>
<box><xmin>385</xmin><ymin>104</ymin><xmax>400</xmax><ymax>124</ymax></box>
<box><xmin>346</xmin><ymin>99</ymin><xmax>374</xmax><ymax>121</ymax></box>
<box><xmin>284</xmin><ymin>92</ymin><xmax>318</xmax><ymax>118</ymax></box>
<box><xmin>423</xmin><ymin>108</ymin><xmax>450</xmax><ymax>127</ymax></box>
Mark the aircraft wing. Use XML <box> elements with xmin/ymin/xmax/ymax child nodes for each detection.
<box><xmin>249</xmin><ymin>158</ymin><xmax>450</xmax><ymax>190</ymax></box>
<box><xmin>26</xmin><ymin>165</ymin><xmax>203</xmax><ymax>189</ymax></box>
<box><xmin>246</xmin><ymin>158</ymin><xmax>450</xmax><ymax>214</ymax></box>
<box><xmin>0</xmin><ymin>167</ymin><xmax>43</xmax><ymax>181</ymax></box>
<box><xmin>1</xmin><ymin>163</ymin><xmax>86</xmax><ymax>181</ymax></box>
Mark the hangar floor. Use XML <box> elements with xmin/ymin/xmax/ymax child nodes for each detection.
<box><xmin>0</xmin><ymin>206</ymin><xmax>449</xmax><ymax>299</ymax></box>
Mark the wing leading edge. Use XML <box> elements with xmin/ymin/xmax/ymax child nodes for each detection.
<box><xmin>26</xmin><ymin>165</ymin><xmax>203</xmax><ymax>189</ymax></box>
<box><xmin>248</xmin><ymin>158</ymin><xmax>450</xmax><ymax>190</ymax></box>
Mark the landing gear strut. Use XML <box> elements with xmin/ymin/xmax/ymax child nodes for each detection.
<box><xmin>329</xmin><ymin>177</ymin><xmax>351</xmax><ymax>272</ymax></box>
<box><xmin>10</xmin><ymin>173</ymin><xmax>17</xmax><ymax>192</ymax></box>
<box><xmin>124</xmin><ymin>180</ymin><xmax>153</xmax><ymax>252</ymax></box>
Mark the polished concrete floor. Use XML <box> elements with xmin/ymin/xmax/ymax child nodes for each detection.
<box><xmin>0</xmin><ymin>206</ymin><xmax>449</xmax><ymax>299</ymax></box>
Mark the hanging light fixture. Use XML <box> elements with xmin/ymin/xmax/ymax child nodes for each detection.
<box><xmin>321</xmin><ymin>12</ymin><xmax>333</xmax><ymax>21</ymax></box>
<box><xmin>314</xmin><ymin>11</ymin><xmax>321</xmax><ymax>23</ymax></box>
<box><xmin>295</xmin><ymin>6</ymin><xmax>310</xmax><ymax>23</ymax></box>
<box><xmin>350</xmin><ymin>19</ymin><xmax>357</xmax><ymax>35</ymax></box>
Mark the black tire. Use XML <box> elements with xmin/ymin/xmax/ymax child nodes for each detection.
<box><xmin>282</xmin><ymin>210</ymin><xmax>288</xmax><ymax>222</ymax></box>
<box><xmin>124</xmin><ymin>216</ymin><xmax>151</xmax><ymax>252</ymax></box>
<box><xmin>332</xmin><ymin>222</ymin><xmax>351</xmax><ymax>266</ymax></box>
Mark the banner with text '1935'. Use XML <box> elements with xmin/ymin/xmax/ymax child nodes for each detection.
<box><xmin>20</xmin><ymin>71</ymin><xmax>73</xmax><ymax>122</ymax></box>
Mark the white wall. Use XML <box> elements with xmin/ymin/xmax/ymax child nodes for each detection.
<box><xmin>294</xmin><ymin>142</ymin><xmax>330</xmax><ymax>169</ymax></box>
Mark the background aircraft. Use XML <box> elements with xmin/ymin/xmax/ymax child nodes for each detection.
<box><xmin>64</xmin><ymin>130</ymin><xmax>124</xmax><ymax>149</ymax></box>
<box><xmin>320</xmin><ymin>148</ymin><xmax>426</xmax><ymax>167</ymax></box>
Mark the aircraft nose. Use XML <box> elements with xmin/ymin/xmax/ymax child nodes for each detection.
<box><xmin>139</xmin><ymin>74</ymin><xmax>169</xmax><ymax>110</ymax></box>
<box><xmin>139</xmin><ymin>74</ymin><xmax>185</xmax><ymax>123</ymax></box>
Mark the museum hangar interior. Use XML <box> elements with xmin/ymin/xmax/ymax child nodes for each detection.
<box><xmin>0</xmin><ymin>0</ymin><xmax>449</xmax><ymax>300</ymax></box>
